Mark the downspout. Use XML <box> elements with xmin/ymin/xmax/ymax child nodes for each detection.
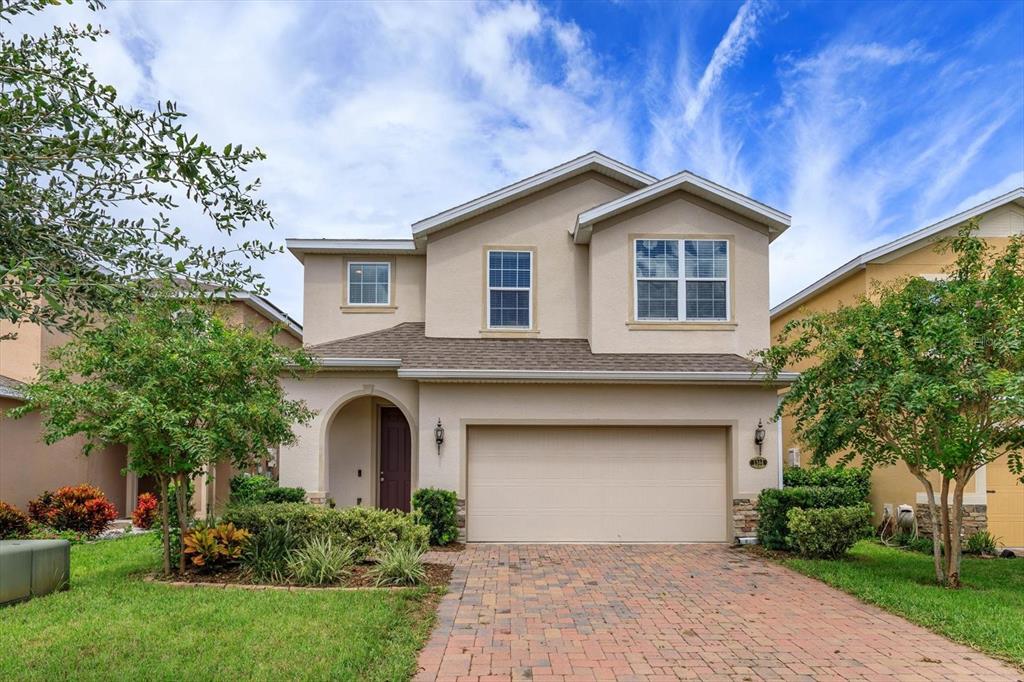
<box><xmin>777</xmin><ymin>393</ymin><xmax>784</xmax><ymax>489</ymax></box>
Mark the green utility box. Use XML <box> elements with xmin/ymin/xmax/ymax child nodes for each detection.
<box><xmin>0</xmin><ymin>539</ymin><xmax>71</xmax><ymax>606</ymax></box>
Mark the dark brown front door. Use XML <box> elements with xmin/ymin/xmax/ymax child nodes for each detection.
<box><xmin>378</xmin><ymin>407</ymin><xmax>412</xmax><ymax>512</ymax></box>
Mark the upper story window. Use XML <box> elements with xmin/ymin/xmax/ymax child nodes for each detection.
<box><xmin>348</xmin><ymin>262</ymin><xmax>390</xmax><ymax>305</ymax></box>
<box><xmin>635</xmin><ymin>239</ymin><xmax>729</xmax><ymax>321</ymax></box>
<box><xmin>487</xmin><ymin>250</ymin><xmax>532</xmax><ymax>328</ymax></box>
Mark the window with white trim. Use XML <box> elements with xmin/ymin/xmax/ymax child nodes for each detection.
<box><xmin>635</xmin><ymin>239</ymin><xmax>729</xmax><ymax>321</ymax></box>
<box><xmin>487</xmin><ymin>250</ymin><xmax>531</xmax><ymax>328</ymax></box>
<box><xmin>347</xmin><ymin>262</ymin><xmax>390</xmax><ymax>305</ymax></box>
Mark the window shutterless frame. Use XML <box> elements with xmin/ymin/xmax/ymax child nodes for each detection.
<box><xmin>347</xmin><ymin>261</ymin><xmax>391</xmax><ymax>306</ymax></box>
<box><xmin>486</xmin><ymin>250</ymin><xmax>532</xmax><ymax>329</ymax></box>
<box><xmin>634</xmin><ymin>238</ymin><xmax>730</xmax><ymax>322</ymax></box>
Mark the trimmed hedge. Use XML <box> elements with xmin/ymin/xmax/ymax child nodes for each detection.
<box><xmin>786</xmin><ymin>504</ymin><xmax>873</xmax><ymax>558</ymax></box>
<box><xmin>756</xmin><ymin>485</ymin><xmax>866</xmax><ymax>550</ymax></box>
<box><xmin>783</xmin><ymin>465</ymin><xmax>871</xmax><ymax>500</ymax></box>
<box><xmin>223</xmin><ymin>503</ymin><xmax>428</xmax><ymax>561</ymax></box>
<box><xmin>229</xmin><ymin>473</ymin><xmax>306</xmax><ymax>505</ymax></box>
<box><xmin>412</xmin><ymin>488</ymin><xmax>459</xmax><ymax>546</ymax></box>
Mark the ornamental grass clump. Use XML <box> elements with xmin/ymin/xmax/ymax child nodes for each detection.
<box><xmin>369</xmin><ymin>541</ymin><xmax>427</xmax><ymax>587</ymax></box>
<box><xmin>240</xmin><ymin>523</ymin><xmax>296</xmax><ymax>583</ymax></box>
<box><xmin>287</xmin><ymin>537</ymin><xmax>357</xmax><ymax>586</ymax></box>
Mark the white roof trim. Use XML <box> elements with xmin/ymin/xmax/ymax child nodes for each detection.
<box><xmin>574</xmin><ymin>170</ymin><xmax>791</xmax><ymax>244</ymax></box>
<box><xmin>0</xmin><ymin>384</ymin><xmax>25</xmax><ymax>400</ymax></box>
<box><xmin>411</xmin><ymin>152</ymin><xmax>656</xmax><ymax>237</ymax></box>
<box><xmin>771</xmin><ymin>187</ymin><xmax>1024</xmax><ymax>318</ymax></box>
<box><xmin>287</xmin><ymin>239</ymin><xmax>422</xmax><ymax>262</ymax></box>
<box><xmin>207</xmin><ymin>290</ymin><xmax>303</xmax><ymax>341</ymax></box>
<box><xmin>314</xmin><ymin>357</ymin><xmax>403</xmax><ymax>368</ymax></box>
<box><xmin>397</xmin><ymin>368</ymin><xmax>798</xmax><ymax>384</ymax></box>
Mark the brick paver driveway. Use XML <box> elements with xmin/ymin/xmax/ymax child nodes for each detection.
<box><xmin>415</xmin><ymin>544</ymin><xmax>1020</xmax><ymax>682</ymax></box>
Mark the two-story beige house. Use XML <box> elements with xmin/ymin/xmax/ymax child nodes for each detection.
<box><xmin>281</xmin><ymin>152</ymin><xmax>796</xmax><ymax>543</ymax></box>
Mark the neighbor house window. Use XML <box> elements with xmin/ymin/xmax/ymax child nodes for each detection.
<box><xmin>348</xmin><ymin>262</ymin><xmax>390</xmax><ymax>305</ymax></box>
<box><xmin>635</xmin><ymin>239</ymin><xmax>728</xmax><ymax>321</ymax></box>
<box><xmin>487</xmin><ymin>250</ymin><xmax>531</xmax><ymax>328</ymax></box>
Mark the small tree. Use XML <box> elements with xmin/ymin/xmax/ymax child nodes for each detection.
<box><xmin>12</xmin><ymin>299</ymin><xmax>316</xmax><ymax>574</ymax></box>
<box><xmin>759</xmin><ymin>223</ymin><xmax>1023</xmax><ymax>587</ymax></box>
<box><xmin>1</xmin><ymin>0</ymin><xmax>277</xmax><ymax>336</ymax></box>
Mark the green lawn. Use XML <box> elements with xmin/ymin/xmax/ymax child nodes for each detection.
<box><xmin>782</xmin><ymin>541</ymin><xmax>1024</xmax><ymax>668</ymax></box>
<box><xmin>0</xmin><ymin>534</ymin><xmax>440</xmax><ymax>681</ymax></box>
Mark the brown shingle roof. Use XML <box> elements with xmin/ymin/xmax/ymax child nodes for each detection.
<box><xmin>306</xmin><ymin>323</ymin><xmax>765</xmax><ymax>374</ymax></box>
<box><xmin>0</xmin><ymin>374</ymin><xmax>26</xmax><ymax>400</ymax></box>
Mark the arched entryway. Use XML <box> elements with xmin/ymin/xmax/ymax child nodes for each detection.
<box><xmin>326</xmin><ymin>395</ymin><xmax>412</xmax><ymax>512</ymax></box>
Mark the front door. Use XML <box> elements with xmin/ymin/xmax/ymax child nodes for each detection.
<box><xmin>378</xmin><ymin>407</ymin><xmax>411</xmax><ymax>512</ymax></box>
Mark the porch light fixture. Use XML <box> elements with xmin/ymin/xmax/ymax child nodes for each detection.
<box><xmin>754</xmin><ymin>419</ymin><xmax>766</xmax><ymax>456</ymax></box>
<box><xmin>434</xmin><ymin>418</ymin><xmax>445</xmax><ymax>456</ymax></box>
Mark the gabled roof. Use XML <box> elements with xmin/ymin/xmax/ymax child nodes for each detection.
<box><xmin>287</xmin><ymin>238</ymin><xmax>422</xmax><ymax>263</ymax></box>
<box><xmin>304</xmin><ymin>323</ymin><xmax>797</xmax><ymax>384</ymax></box>
<box><xmin>0</xmin><ymin>374</ymin><xmax>26</xmax><ymax>401</ymax></box>
<box><xmin>771</xmin><ymin>187</ymin><xmax>1024</xmax><ymax>318</ymax></box>
<box><xmin>574</xmin><ymin>170</ymin><xmax>791</xmax><ymax>244</ymax></box>
<box><xmin>410</xmin><ymin>152</ymin><xmax>656</xmax><ymax>238</ymax></box>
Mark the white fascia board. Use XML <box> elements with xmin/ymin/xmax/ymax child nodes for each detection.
<box><xmin>286</xmin><ymin>239</ymin><xmax>421</xmax><ymax>263</ymax></box>
<box><xmin>575</xmin><ymin>171</ymin><xmax>791</xmax><ymax>243</ymax></box>
<box><xmin>0</xmin><ymin>385</ymin><xmax>25</xmax><ymax>400</ymax></box>
<box><xmin>411</xmin><ymin>152</ymin><xmax>656</xmax><ymax>237</ymax></box>
<box><xmin>398</xmin><ymin>368</ymin><xmax>799</xmax><ymax>384</ymax></box>
<box><xmin>315</xmin><ymin>357</ymin><xmax>403</xmax><ymax>369</ymax></box>
<box><xmin>770</xmin><ymin>187</ymin><xmax>1024</xmax><ymax>319</ymax></box>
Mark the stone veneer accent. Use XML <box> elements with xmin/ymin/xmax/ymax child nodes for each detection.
<box><xmin>915</xmin><ymin>503</ymin><xmax>987</xmax><ymax>539</ymax></box>
<box><xmin>306</xmin><ymin>491</ymin><xmax>328</xmax><ymax>505</ymax></box>
<box><xmin>456</xmin><ymin>498</ymin><xmax>467</xmax><ymax>542</ymax></box>
<box><xmin>732</xmin><ymin>498</ymin><xmax>759</xmax><ymax>541</ymax></box>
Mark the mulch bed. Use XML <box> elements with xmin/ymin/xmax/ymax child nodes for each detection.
<box><xmin>427</xmin><ymin>542</ymin><xmax>465</xmax><ymax>553</ymax></box>
<box><xmin>148</xmin><ymin>562</ymin><xmax>453</xmax><ymax>591</ymax></box>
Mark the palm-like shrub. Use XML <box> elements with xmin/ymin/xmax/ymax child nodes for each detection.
<box><xmin>241</xmin><ymin>523</ymin><xmax>296</xmax><ymax>583</ymax></box>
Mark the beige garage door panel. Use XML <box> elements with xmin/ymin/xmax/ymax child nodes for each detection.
<box><xmin>467</xmin><ymin>425</ymin><xmax>728</xmax><ymax>542</ymax></box>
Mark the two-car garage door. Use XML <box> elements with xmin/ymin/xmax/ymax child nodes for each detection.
<box><xmin>466</xmin><ymin>425</ymin><xmax>728</xmax><ymax>542</ymax></box>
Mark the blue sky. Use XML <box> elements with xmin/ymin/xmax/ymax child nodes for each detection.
<box><xmin>18</xmin><ymin>1</ymin><xmax>1024</xmax><ymax>322</ymax></box>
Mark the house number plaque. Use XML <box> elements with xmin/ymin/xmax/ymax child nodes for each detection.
<box><xmin>749</xmin><ymin>455</ymin><xmax>768</xmax><ymax>470</ymax></box>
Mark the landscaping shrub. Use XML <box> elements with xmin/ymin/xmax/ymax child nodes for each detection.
<box><xmin>0</xmin><ymin>501</ymin><xmax>30</xmax><ymax>539</ymax></box>
<box><xmin>369</xmin><ymin>541</ymin><xmax>426</xmax><ymax>587</ymax></box>
<box><xmin>756</xmin><ymin>485</ymin><xmax>866</xmax><ymax>550</ymax></box>
<box><xmin>288</xmin><ymin>536</ymin><xmax>356</xmax><ymax>585</ymax></box>
<box><xmin>182</xmin><ymin>522</ymin><xmax>251</xmax><ymax>570</ymax></box>
<box><xmin>229</xmin><ymin>473</ymin><xmax>306</xmax><ymax>505</ymax></box>
<box><xmin>223</xmin><ymin>503</ymin><xmax>428</xmax><ymax>561</ymax></box>
<box><xmin>21</xmin><ymin>523</ymin><xmax>88</xmax><ymax>544</ymax></box>
<box><xmin>783</xmin><ymin>465</ymin><xmax>871</xmax><ymax>501</ymax></box>
<box><xmin>965</xmin><ymin>531</ymin><xmax>998</xmax><ymax>556</ymax></box>
<box><xmin>131</xmin><ymin>493</ymin><xmax>159</xmax><ymax>529</ymax></box>
<box><xmin>241</xmin><ymin>523</ymin><xmax>296</xmax><ymax>583</ymax></box>
<box><xmin>412</xmin><ymin>487</ymin><xmax>459</xmax><ymax>546</ymax></box>
<box><xmin>786</xmin><ymin>504</ymin><xmax>873</xmax><ymax>558</ymax></box>
<box><xmin>28</xmin><ymin>485</ymin><xmax>118</xmax><ymax>537</ymax></box>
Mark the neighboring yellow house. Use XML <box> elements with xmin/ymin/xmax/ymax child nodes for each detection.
<box><xmin>771</xmin><ymin>188</ymin><xmax>1024</xmax><ymax>548</ymax></box>
<box><xmin>0</xmin><ymin>292</ymin><xmax>302</xmax><ymax>519</ymax></box>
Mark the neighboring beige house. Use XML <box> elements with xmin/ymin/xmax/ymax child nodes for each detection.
<box><xmin>281</xmin><ymin>152</ymin><xmax>796</xmax><ymax>543</ymax></box>
<box><xmin>0</xmin><ymin>292</ymin><xmax>302</xmax><ymax>517</ymax></box>
<box><xmin>771</xmin><ymin>188</ymin><xmax>1024</xmax><ymax>548</ymax></box>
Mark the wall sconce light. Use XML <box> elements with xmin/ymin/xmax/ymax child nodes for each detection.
<box><xmin>754</xmin><ymin>419</ymin><xmax>766</xmax><ymax>456</ymax></box>
<box><xmin>434</xmin><ymin>418</ymin><xmax>445</xmax><ymax>456</ymax></box>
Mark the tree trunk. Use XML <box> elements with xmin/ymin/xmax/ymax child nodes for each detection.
<box><xmin>174</xmin><ymin>473</ymin><xmax>189</xmax><ymax>575</ymax></box>
<box><xmin>911</xmin><ymin>468</ymin><xmax>946</xmax><ymax>585</ymax></box>
<box><xmin>947</xmin><ymin>475</ymin><xmax>967</xmax><ymax>589</ymax></box>
<box><xmin>157</xmin><ymin>474</ymin><xmax>171</xmax><ymax>576</ymax></box>
<box><xmin>939</xmin><ymin>476</ymin><xmax>952</xmax><ymax>568</ymax></box>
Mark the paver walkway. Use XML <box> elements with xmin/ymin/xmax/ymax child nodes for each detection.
<box><xmin>415</xmin><ymin>544</ymin><xmax>1021</xmax><ymax>682</ymax></box>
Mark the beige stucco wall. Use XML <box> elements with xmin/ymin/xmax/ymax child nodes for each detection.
<box><xmin>588</xmin><ymin>191</ymin><xmax>772</xmax><ymax>355</ymax></box>
<box><xmin>417</xmin><ymin>382</ymin><xmax>780</xmax><ymax>501</ymax></box>
<box><xmin>327</xmin><ymin>396</ymin><xmax>375</xmax><ymax>508</ymax></box>
<box><xmin>1</xmin><ymin>397</ymin><xmax>127</xmax><ymax>513</ymax></box>
<box><xmin>278</xmin><ymin>371</ymin><xmax>419</xmax><ymax>498</ymax></box>
<box><xmin>423</xmin><ymin>172</ymin><xmax>633</xmax><ymax>339</ymax></box>
<box><xmin>302</xmin><ymin>253</ymin><xmax>425</xmax><ymax>346</ymax></box>
<box><xmin>0</xmin><ymin>321</ymin><xmax>42</xmax><ymax>383</ymax></box>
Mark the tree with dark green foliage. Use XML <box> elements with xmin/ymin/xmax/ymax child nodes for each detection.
<box><xmin>12</xmin><ymin>300</ymin><xmax>317</xmax><ymax>575</ymax></box>
<box><xmin>758</xmin><ymin>223</ymin><xmax>1024</xmax><ymax>587</ymax></box>
<box><xmin>1</xmin><ymin>0</ymin><xmax>276</xmax><ymax>336</ymax></box>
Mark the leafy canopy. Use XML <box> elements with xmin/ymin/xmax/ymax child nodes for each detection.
<box><xmin>1</xmin><ymin>0</ymin><xmax>277</xmax><ymax>334</ymax></box>
<box><xmin>760</xmin><ymin>224</ymin><xmax>1024</xmax><ymax>483</ymax></box>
